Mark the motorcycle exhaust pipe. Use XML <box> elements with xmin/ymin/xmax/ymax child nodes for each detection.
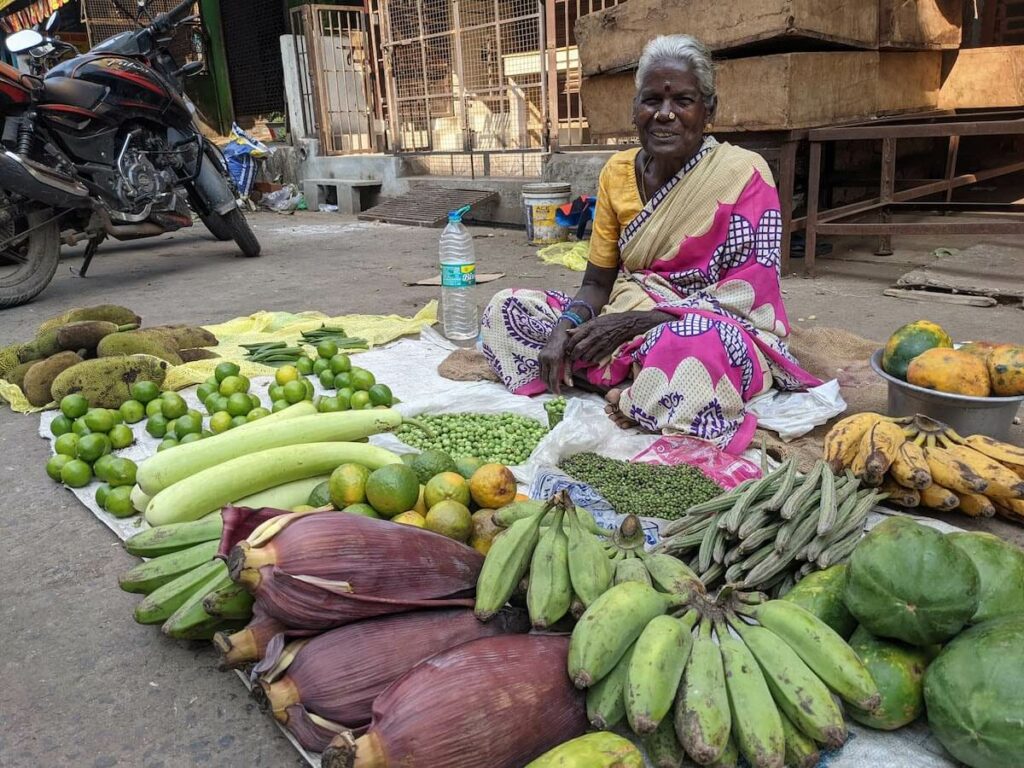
<box><xmin>96</xmin><ymin>209</ymin><xmax>165</xmax><ymax>240</ymax></box>
<box><xmin>0</xmin><ymin>150</ymin><xmax>90</xmax><ymax>208</ymax></box>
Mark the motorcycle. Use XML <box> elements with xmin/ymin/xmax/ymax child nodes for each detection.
<box><xmin>0</xmin><ymin>0</ymin><xmax>260</xmax><ymax>309</ymax></box>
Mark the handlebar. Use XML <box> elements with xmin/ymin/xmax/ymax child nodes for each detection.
<box><xmin>151</xmin><ymin>0</ymin><xmax>195</xmax><ymax>34</ymax></box>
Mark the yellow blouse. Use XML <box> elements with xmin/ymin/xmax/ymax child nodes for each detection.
<box><xmin>589</xmin><ymin>148</ymin><xmax>644</xmax><ymax>269</ymax></box>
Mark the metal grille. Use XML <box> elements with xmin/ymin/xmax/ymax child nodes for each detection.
<box><xmin>547</xmin><ymin>0</ymin><xmax>630</xmax><ymax>149</ymax></box>
<box><xmin>377</xmin><ymin>0</ymin><xmax>547</xmax><ymax>158</ymax></box>
<box><xmin>290</xmin><ymin>4</ymin><xmax>384</xmax><ymax>154</ymax></box>
<box><xmin>220</xmin><ymin>0</ymin><xmax>286</xmax><ymax>117</ymax></box>
<box><xmin>982</xmin><ymin>0</ymin><xmax>1024</xmax><ymax>44</ymax></box>
<box><xmin>82</xmin><ymin>0</ymin><xmax>197</xmax><ymax>61</ymax></box>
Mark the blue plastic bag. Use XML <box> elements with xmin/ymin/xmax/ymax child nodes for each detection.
<box><xmin>221</xmin><ymin>123</ymin><xmax>270</xmax><ymax>198</ymax></box>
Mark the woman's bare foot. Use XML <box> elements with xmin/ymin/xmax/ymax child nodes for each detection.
<box><xmin>604</xmin><ymin>388</ymin><xmax>637</xmax><ymax>429</ymax></box>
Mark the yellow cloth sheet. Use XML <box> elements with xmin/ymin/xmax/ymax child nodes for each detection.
<box><xmin>0</xmin><ymin>302</ymin><xmax>438</xmax><ymax>413</ymax></box>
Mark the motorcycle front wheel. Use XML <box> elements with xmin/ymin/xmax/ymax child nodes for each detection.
<box><xmin>0</xmin><ymin>204</ymin><xmax>61</xmax><ymax>309</ymax></box>
<box><xmin>201</xmin><ymin>207</ymin><xmax>261</xmax><ymax>258</ymax></box>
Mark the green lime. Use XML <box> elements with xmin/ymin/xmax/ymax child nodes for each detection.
<box><xmin>335</xmin><ymin>388</ymin><xmax>354</xmax><ymax>409</ymax></box>
<box><xmin>226</xmin><ymin>392</ymin><xmax>253</xmax><ymax>417</ymax></box>
<box><xmin>145</xmin><ymin>398</ymin><xmax>164</xmax><ymax>418</ymax></box>
<box><xmin>283</xmin><ymin>380</ymin><xmax>307</xmax><ymax>404</ymax></box>
<box><xmin>54</xmin><ymin>433</ymin><xmax>80</xmax><ymax>457</ymax></box>
<box><xmin>105</xmin><ymin>457</ymin><xmax>137</xmax><ymax>487</ymax></box>
<box><xmin>179</xmin><ymin>432</ymin><xmax>202</xmax><ymax>445</ymax></box>
<box><xmin>196</xmin><ymin>383</ymin><xmax>217</xmax><ymax>403</ymax></box>
<box><xmin>342</xmin><ymin>503</ymin><xmax>380</xmax><ymax>518</ymax></box>
<box><xmin>218</xmin><ymin>375</ymin><xmax>247</xmax><ymax>397</ymax></box>
<box><xmin>204</xmin><ymin>376</ymin><xmax>219</xmax><ymax>388</ymax></box>
<box><xmin>175</xmin><ymin>412</ymin><xmax>203</xmax><ymax>436</ymax></box>
<box><xmin>296</xmin><ymin>356</ymin><xmax>315</xmax><ymax>375</ymax></box>
<box><xmin>329</xmin><ymin>354</ymin><xmax>352</xmax><ymax>375</ymax></box>
<box><xmin>77</xmin><ymin>433</ymin><xmax>111</xmax><ymax>463</ymax></box>
<box><xmin>247</xmin><ymin>407</ymin><xmax>271</xmax><ymax>421</ymax></box>
<box><xmin>104</xmin><ymin>485</ymin><xmax>135</xmax><ymax>517</ymax></box>
<box><xmin>318</xmin><ymin>396</ymin><xmax>342</xmax><ymax>413</ymax></box>
<box><xmin>50</xmin><ymin>415</ymin><xmax>73</xmax><ymax>437</ymax></box>
<box><xmin>130</xmin><ymin>381</ymin><xmax>160</xmax><ymax>403</ymax></box>
<box><xmin>271</xmin><ymin>399</ymin><xmax>291</xmax><ymax>413</ymax></box>
<box><xmin>350</xmin><ymin>391</ymin><xmax>371</xmax><ymax>410</ymax></box>
<box><xmin>108</xmin><ymin>424</ymin><xmax>135</xmax><ymax>450</ymax></box>
<box><xmin>201</xmin><ymin>430</ymin><xmax>213</xmax><ymax>438</ymax></box>
<box><xmin>108</xmin><ymin>408</ymin><xmax>123</xmax><ymax>425</ymax></box>
<box><xmin>206</xmin><ymin>394</ymin><xmax>227</xmax><ymax>415</ymax></box>
<box><xmin>275</xmin><ymin>365</ymin><xmax>300</xmax><ymax>386</ymax></box>
<box><xmin>95</xmin><ymin>483</ymin><xmax>111</xmax><ymax>507</ymax></box>
<box><xmin>228</xmin><ymin>415</ymin><xmax>246</xmax><ymax>428</ymax></box>
<box><xmin>71</xmin><ymin>419</ymin><xmax>92</xmax><ymax>437</ymax></box>
<box><xmin>119</xmin><ymin>400</ymin><xmax>145</xmax><ymax>424</ymax></box>
<box><xmin>313</xmin><ymin>358</ymin><xmax>331</xmax><ymax>376</ymax></box>
<box><xmin>83</xmin><ymin>408</ymin><xmax>115</xmax><ymax>433</ymax></box>
<box><xmin>214</xmin><ymin>362</ymin><xmax>240</xmax><ymax>383</ymax></box>
<box><xmin>304</xmin><ymin>379</ymin><xmax>315</xmax><ymax>400</ymax></box>
<box><xmin>60</xmin><ymin>393</ymin><xmax>89</xmax><ymax>419</ymax></box>
<box><xmin>248</xmin><ymin>394</ymin><xmax>262</xmax><ymax>411</ymax></box>
<box><xmin>93</xmin><ymin>454</ymin><xmax>117</xmax><ymax>482</ymax></box>
<box><xmin>410</xmin><ymin>449</ymin><xmax>458</xmax><ymax>484</ymax></box>
<box><xmin>364</xmin><ymin>464</ymin><xmax>420</xmax><ymax>518</ymax></box>
<box><xmin>46</xmin><ymin>454</ymin><xmax>72</xmax><ymax>481</ymax></box>
<box><xmin>60</xmin><ymin>458</ymin><xmax>92</xmax><ymax>488</ymax></box>
<box><xmin>157</xmin><ymin>438</ymin><xmax>178</xmax><ymax>451</ymax></box>
<box><xmin>350</xmin><ymin>368</ymin><xmax>376</xmax><ymax>391</ymax></box>
<box><xmin>160</xmin><ymin>392</ymin><xmax>188</xmax><ymax>420</ymax></box>
<box><xmin>268</xmin><ymin>384</ymin><xmax>285</xmax><ymax>402</ymax></box>
<box><xmin>165</xmin><ymin>419</ymin><xmax>178</xmax><ymax>439</ymax></box>
<box><xmin>334</xmin><ymin>372</ymin><xmax>353</xmax><ymax>390</ymax></box>
<box><xmin>455</xmin><ymin>455</ymin><xmax>486</xmax><ymax>480</ymax></box>
<box><xmin>329</xmin><ymin>463</ymin><xmax>372</xmax><ymax>508</ymax></box>
<box><xmin>209</xmin><ymin>411</ymin><xmax>233</xmax><ymax>433</ymax></box>
<box><xmin>317</xmin><ymin>340</ymin><xmax>339</xmax><ymax>360</ymax></box>
<box><xmin>318</xmin><ymin>369</ymin><xmax>336</xmax><ymax>389</ymax></box>
<box><xmin>368</xmin><ymin>383</ymin><xmax>393</xmax><ymax>407</ymax></box>
<box><xmin>146</xmin><ymin>414</ymin><xmax>169</xmax><ymax>438</ymax></box>
<box><xmin>307</xmin><ymin>480</ymin><xmax>332</xmax><ymax>507</ymax></box>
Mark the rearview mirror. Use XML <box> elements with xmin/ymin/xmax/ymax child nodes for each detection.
<box><xmin>45</xmin><ymin>11</ymin><xmax>60</xmax><ymax>33</ymax></box>
<box><xmin>177</xmin><ymin>61</ymin><xmax>204</xmax><ymax>78</ymax></box>
<box><xmin>6</xmin><ymin>30</ymin><xmax>44</xmax><ymax>53</ymax></box>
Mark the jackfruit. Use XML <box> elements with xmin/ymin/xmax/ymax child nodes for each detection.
<box><xmin>148</xmin><ymin>325</ymin><xmax>218</xmax><ymax>349</ymax></box>
<box><xmin>18</xmin><ymin>328</ymin><xmax>61</xmax><ymax>362</ymax></box>
<box><xmin>38</xmin><ymin>304</ymin><xmax>141</xmax><ymax>334</ymax></box>
<box><xmin>56</xmin><ymin>321</ymin><xmax>129</xmax><ymax>354</ymax></box>
<box><xmin>0</xmin><ymin>344</ymin><xmax>20</xmax><ymax>379</ymax></box>
<box><xmin>179</xmin><ymin>348</ymin><xmax>220</xmax><ymax>362</ymax></box>
<box><xmin>97</xmin><ymin>331</ymin><xmax>183</xmax><ymax>365</ymax></box>
<box><xmin>22</xmin><ymin>351</ymin><xmax>83</xmax><ymax>406</ymax></box>
<box><xmin>50</xmin><ymin>355</ymin><xmax>168</xmax><ymax>408</ymax></box>
<box><xmin>5</xmin><ymin>360</ymin><xmax>38</xmax><ymax>389</ymax></box>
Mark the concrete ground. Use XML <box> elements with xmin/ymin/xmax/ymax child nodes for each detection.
<box><xmin>1</xmin><ymin>211</ymin><xmax>1022</xmax><ymax>767</ymax></box>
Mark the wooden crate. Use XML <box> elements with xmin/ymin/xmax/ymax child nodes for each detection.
<box><xmin>938</xmin><ymin>46</ymin><xmax>1024</xmax><ymax>109</ymax></box>
<box><xmin>878</xmin><ymin>52</ymin><xmax>942</xmax><ymax>115</ymax></box>
<box><xmin>575</xmin><ymin>0</ymin><xmax>878</xmax><ymax>78</ymax></box>
<box><xmin>879</xmin><ymin>0</ymin><xmax>962</xmax><ymax>49</ymax></box>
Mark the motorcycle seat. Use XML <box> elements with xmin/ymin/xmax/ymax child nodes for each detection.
<box><xmin>40</xmin><ymin>76</ymin><xmax>107</xmax><ymax>111</ymax></box>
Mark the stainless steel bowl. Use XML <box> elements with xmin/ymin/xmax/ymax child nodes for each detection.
<box><xmin>869</xmin><ymin>349</ymin><xmax>1023</xmax><ymax>440</ymax></box>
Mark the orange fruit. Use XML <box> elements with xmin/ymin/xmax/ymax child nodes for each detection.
<box><xmin>424</xmin><ymin>471</ymin><xmax>471</xmax><ymax>509</ymax></box>
<box><xmin>469</xmin><ymin>509</ymin><xmax>500</xmax><ymax>555</ymax></box>
<box><xmin>392</xmin><ymin>511</ymin><xmax>426</xmax><ymax>528</ymax></box>
<box><xmin>469</xmin><ymin>463</ymin><xmax>518</xmax><ymax>509</ymax></box>
<box><xmin>424</xmin><ymin>501</ymin><xmax>472</xmax><ymax>542</ymax></box>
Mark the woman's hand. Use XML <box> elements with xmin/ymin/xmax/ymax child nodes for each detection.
<box><xmin>566</xmin><ymin>311</ymin><xmax>669</xmax><ymax>365</ymax></box>
<box><xmin>539</xmin><ymin>324</ymin><xmax>573</xmax><ymax>394</ymax></box>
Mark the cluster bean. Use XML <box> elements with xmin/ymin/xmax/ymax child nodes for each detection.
<box><xmin>395</xmin><ymin>412</ymin><xmax>548</xmax><ymax>465</ymax></box>
<box><xmin>559</xmin><ymin>452</ymin><xmax>722</xmax><ymax>521</ymax></box>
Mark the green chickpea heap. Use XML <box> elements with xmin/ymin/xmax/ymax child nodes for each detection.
<box><xmin>558</xmin><ymin>452</ymin><xmax>723</xmax><ymax>521</ymax></box>
<box><xmin>395</xmin><ymin>412</ymin><xmax>549</xmax><ymax>465</ymax></box>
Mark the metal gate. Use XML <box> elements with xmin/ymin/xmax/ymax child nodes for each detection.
<box><xmin>376</xmin><ymin>0</ymin><xmax>547</xmax><ymax>163</ymax></box>
<box><xmin>290</xmin><ymin>4</ymin><xmax>384</xmax><ymax>155</ymax></box>
<box><xmin>82</xmin><ymin>0</ymin><xmax>199</xmax><ymax>61</ymax></box>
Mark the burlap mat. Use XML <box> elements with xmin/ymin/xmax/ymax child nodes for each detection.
<box><xmin>438</xmin><ymin>326</ymin><xmax>885</xmax><ymax>471</ymax></box>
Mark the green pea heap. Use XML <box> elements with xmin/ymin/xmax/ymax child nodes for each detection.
<box><xmin>395</xmin><ymin>412</ymin><xmax>549</xmax><ymax>465</ymax></box>
<box><xmin>558</xmin><ymin>452</ymin><xmax>723</xmax><ymax>521</ymax></box>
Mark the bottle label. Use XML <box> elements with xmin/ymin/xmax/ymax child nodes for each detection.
<box><xmin>441</xmin><ymin>263</ymin><xmax>476</xmax><ymax>287</ymax></box>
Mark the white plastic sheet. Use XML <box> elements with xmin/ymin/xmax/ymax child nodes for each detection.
<box><xmin>748</xmin><ymin>378</ymin><xmax>848</xmax><ymax>441</ymax></box>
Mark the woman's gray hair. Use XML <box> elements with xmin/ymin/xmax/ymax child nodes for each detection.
<box><xmin>635</xmin><ymin>35</ymin><xmax>717</xmax><ymax>119</ymax></box>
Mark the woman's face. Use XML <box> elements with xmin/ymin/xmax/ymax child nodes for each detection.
<box><xmin>634</xmin><ymin>62</ymin><xmax>708</xmax><ymax>163</ymax></box>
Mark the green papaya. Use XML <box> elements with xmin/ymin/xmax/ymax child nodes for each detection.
<box><xmin>782</xmin><ymin>564</ymin><xmax>857</xmax><ymax>639</ymax></box>
<box><xmin>924</xmin><ymin>616</ymin><xmax>1024</xmax><ymax>768</ymax></box>
<box><xmin>847</xmin><ymin>626</ymin><xmax>930</xmax><ymax>730</ymax></box>
<box><xmin>947</xmin><ymin>531</ymin><xmax>1024</xmax><ymax>624</ymax></box>
<box><xmin>844</xmin><ymin>517</ymin><xmax>979</xmax><ymax>645</ymax></box>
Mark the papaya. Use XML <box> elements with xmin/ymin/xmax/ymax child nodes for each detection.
<box><xmin>847</xmin><ymin>626</ymin><xmax>930</xmax><ymax>730</ymax></box>
<box><xmin>924</xmin><ymin>615</ymin><xmax>1024</xmax><ymax>768</ymax></box>
<box><xmin>988</xmin><ymin>345</ymin><xmax>1024</xmax><ymax>396</ymax></box>
<box><xmin>844</xmin><ymin>517</ymin><xmax>979</xmax><ymax>646</ymax></box>
<box><xmin>947</xmin><ymin>531</ymin><xmax>1024</xmax><ymax>624</ymax></box>
<box><xmin>881</xmin><ymin>320</ymin><xmax>952</xmax><ymax>381</ymax></box>
<box><xmin>782</xmin><ymin>564</ymin><xmax>857</xmax><ymax>639</ymax></box>
<box><xmin>958</xmin><ymin>341</ymin><xmax>1003</xmax><ymax>362</ymax></box>
<box><xmin>525</xmin><ymin>732</ymin><xmax>643</xmax><ymax>768</ymax></box>
<box><xmin>906</xmin><ymin>348</ymin><xmax>991</xmax><ymax>397</ymax></box>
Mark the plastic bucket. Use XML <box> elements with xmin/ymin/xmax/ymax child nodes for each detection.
<box><xmin>522</xmin><ymin>182</ymin><xmax>571</xmax><ymax>245</ymax></box>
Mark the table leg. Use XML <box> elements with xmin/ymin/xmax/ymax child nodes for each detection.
<box><xmin>805</xmin><ymin>141</ymin><xmax>822</xmax><ymax>277</ymax></box>
<box><xmin>944</xmin><ymin>135</ymin><xmax>960</xmax><ymax>203</ymax></box>
<box><xmin>876</xmin><ymin>137</ymin><xmax>896</xmax><ymax>256</ymax></box>
<box><xmin>778</xmin><ymin>139</ymin><xmax>798</xmax><ymax>276</ymax></box>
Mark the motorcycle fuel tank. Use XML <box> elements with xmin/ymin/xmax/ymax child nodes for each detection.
<box><xmin>0</xmin><ymin>62</ymin><xmax>32</xmax><ymax>111</ymax></box>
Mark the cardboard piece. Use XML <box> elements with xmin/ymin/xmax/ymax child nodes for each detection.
<box><xmin>938</xmin><ymin>46</ymin><xmax>1024</xmax><ymax>110</ymax></box>
<box><xmin>878</xmin><ymin>0</ymin><xmax>962</xmax><ymax>49</ymax></box>
<box><xmin>575</xmin><ymin>0</ymin><xmax>879</xmax><ymax>78</ymax></box>
<box><xmin>408</xmin><ymin>273</ymin><xmax>505</xmax><ymax>286</ymax></box>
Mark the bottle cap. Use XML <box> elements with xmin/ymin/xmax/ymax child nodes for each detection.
<box><xmin>448</xmin><ymin>205</ymin><xmax>471</xmax><ymax>223</ymax></box>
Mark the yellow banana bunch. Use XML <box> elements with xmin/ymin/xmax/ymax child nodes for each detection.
<box><xmin>822</xmin><ymin>412</ymin><xmax>1024</xmax><ymax>524</ymax></box>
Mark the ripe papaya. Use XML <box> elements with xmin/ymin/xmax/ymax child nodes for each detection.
<box><xmin>906</xmin><ymin>348</ymin><xmax>990</xmax><ymax>397</ymax></box>
<box><xmin>847</xmin><ymin>626</ymin><xmax>930</xmax><ymax>730</ymax></box>
<box><xmin>882</xmin><ymin>320</ymin><xmax>952</xmax><ymax>381</ymax></box>
<box><xmin>988</xmin><ymin>345</ymin><xmax>1024</xmax><ymax>396</ymax></box>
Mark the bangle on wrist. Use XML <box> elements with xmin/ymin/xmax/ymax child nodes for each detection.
<box><xmin>559</xmin><ymin>310</ymin><xmax>584</xmax><ymax>328</ymax></box>
<box><xmin>566</xmin><ymin>300</ymin><xmax>596</xmax><ymax>321</ymax></box>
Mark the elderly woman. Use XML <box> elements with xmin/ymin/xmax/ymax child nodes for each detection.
<box><xmin>481</xmin><ymin>35</ymin><xmax>820</xmax><ymax>453</ymax></box>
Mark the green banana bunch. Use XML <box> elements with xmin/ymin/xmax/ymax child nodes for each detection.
<box><xmin>118</xmin><ymin>539</ymin><xmax>220</xmax><ymax>594</ymax></box>
<box><xmin>675</xmin><ymin>619</ymin><xmax>731</xmax><ymax>764</ymax></box>
<box><xmin>643</xmin><ymin>713</ymin><xmax>687</xmax><ymax>768</ymax></box>
<box><xmin>566</xmin><ymin>505</ymin><xmax>613</xmax><ymax>607</ymax></box>
<box><xmin>134</xmin><ymin>559</ymin><xmax>226</xmax><ymax>625</ymax></box>
<box><xmin>586</xmin><ymin>641</ymin><xmax>634</xmax><ymax>730</ymax></box>
<box><xmin>474</xmin><ymin>504</ymin><xmax>546</xmax><ymax>621</ymax></box>
<box><xmin>613</xmin><ymin>557</ymin><xmax>652</xmax><ymax>586</ymax></box>
<box><xmin>780</xmin><ymin>710</ymin><xmax>821</xmax><ymax>768</ymax></box>
<box><xmin>527</xmin><ymin>508</ymin><xmax>572</xmax><ymax>629</ymax></box>
<box><xmin>625</xmin><ymin>612</ymin><xmax>697</xmax><ymax>735</ymax></box>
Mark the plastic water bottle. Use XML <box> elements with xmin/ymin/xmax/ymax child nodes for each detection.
<box><xmin>438</xmin><ymin>205</ymin><xmax>479</xmax><ymax>341</ymax></box>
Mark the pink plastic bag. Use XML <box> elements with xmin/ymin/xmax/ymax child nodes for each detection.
<box><xmin>630</xmin><ymin>436</ymin><xmax>761</xmax><ymax>490</ymax></box>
